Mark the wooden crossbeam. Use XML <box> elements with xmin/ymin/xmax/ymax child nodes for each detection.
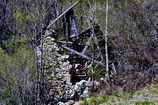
<box><xmin>47</xmin><ymin>1</ymin><xmax>79</xmax><ymax>29</ymax></box>
<box><xmin>71</xmin><ymin>26</ymin><xmax>105</xmax><ymax>65</ymax></box>
<box><xmin>57</xmin><ymin>41</ymin><xmax>73</xmax><ymax>44</ymax></box>
<box><xmin>61</xmin><ymin>45</ymin><xmax>105</xmax><ymax>67</ymax></box>
<box><xmin>81</xmin><ymin>34</ymin><xmax>105</xmax><ymax>64</ymax></box>
<box><xmin>70</xmin><ymin>27</ymin><xmax>91</xmax><ymax>38</ymax></box>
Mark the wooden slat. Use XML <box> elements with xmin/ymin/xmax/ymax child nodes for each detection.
<box><xmin>70</xmin><ymin>27</ymin><xmax>91</xmax><ymax>38</ymax></box>
<box><xmin>47</xmin><ymin>1</ymin><xmax>79</xmax><ymax>29</ymax></box>
<box><xmin>93</xmin><ymin>35</ymin><xmax>105</xmax><ymax>63</ymax></box>
<box><xmin>81</xmin><ymin>34</ymin><xmax>105</xmax><ymax>64</ymax></box>
<box><xmin>81</xmin><ymin>35</ymin><xmax>92</xmax><ymax>54</ymax></box>
<box><xmin>61</xmin><ymin>45</ymin><xmax>105</xmax><ymax>67</ymax></box>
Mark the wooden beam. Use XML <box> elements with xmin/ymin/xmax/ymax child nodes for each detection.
<box><xmin>93</xmin><ymin>35</ymin><xmax>105</xmax><ymax>63</ymax></box>
<box><xmin>71</xmin><ymin>25</ymin><xmax>101</xmax><ymax>38</ymax></box>
<box><xmin>70</xmin><ymin>27</ymin><xmax>91</xmax><ymax>38</ymax></box>
<box><xmin>57</xmin><ymin>41</ymin><xmax>73</xmax><ymax>44</ymax></box>
<box><xmin>61</xmin><ymin>45</ymin><xmax>105</xmax><ymax>67</ymax></box>
<box><xmin>81</xmin><ymin>33</ymin><xmax>105</xmax><ymax>64</ymax></box>
<box><xmin>47</xmin><ymin>1</ymin><xmax>79</xmax><ymax>29</ymax></box>
<box><xmin>81</xmin><ymin>35</ymin><xmax>92</xmax><ymax>54</ymax></box>
<box><xmin>112</xmin><ymin>63</ymin><xmax>117</xmax><ymax>73</ymax></box>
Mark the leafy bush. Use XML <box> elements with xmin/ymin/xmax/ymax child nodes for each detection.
<box><xmin>0</xmin><ymin>39</ymin><xmax>36</xmax><ymax>105</ymax></box>
<box><xmin>135</xmin><ymin>101</ymin><xmax>155</xmax><ymax>105</ymax></box>
<box><xmin>80</xmin><ymin>96</ymin><xmax>109</xmax><ymax>105</ymax></box>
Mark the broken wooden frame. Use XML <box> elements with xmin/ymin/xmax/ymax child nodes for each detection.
<box><xmin>46</xmin><ymin>1</ymin><xmax>106</xmax><ymax>67</ymax></box>
<box><xmin>47</xmin><ymin>1</ymin><xmax>79</xmax><ymax>29</ymax></box>
<box><xmin>61</xmin><ymin>45</ymin><xmax>105</xmax><ymax>67</ymax></box>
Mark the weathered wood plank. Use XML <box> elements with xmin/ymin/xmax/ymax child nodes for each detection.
<box><xmin>61</xmin><ymin>45</ymin><xmax>105</xmax><ymax>67</ymax></box>
<box><xmin>81</xmin><ymin>34</ymin><xmax>105</xmax><ymax>64</ymax></box>
<box><xmin>81</xmin><ymin>35</ymin><xmax>92</xmax><ymax>54</ymax></box>
<box><xmin>93</xmin><ymin>35</ymin><xmax>105</xmax><ymax>63</ymax></box>
<box><xmin>70</xmin><ymin>27</ymin><xmax>91</xmax><ymax>38</ymax></box>
<box><xmin>47</xmin><ymin>1</ymin><xmax>79</xmax><ymax>29</ymax></box>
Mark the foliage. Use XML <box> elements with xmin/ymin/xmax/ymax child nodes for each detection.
<box><xmin>80</xmin><ymin>91</ymin><xmax>158</xmax><ymax>105</ymax></box>
<box><xmin>15</xmin><ymin>12</ymin><xmax>34</xmax><ymax>32</ymax></box>
<box><xmin>15</xmin><ymin>12</ymin><xmax>33</xmax><ymax>25</ymax></box>
<box><xmin>135</xmin><ymin>101</ymin><xmax>155</xmax><ymax>105</ymax></box>
<box><xmin>0</xmin><ymin>39</ymin><xmax>36</xmax><ymax>105</ymax></box>
<box><xmin>0</xmin><ymin>1</ymin><xmax>16</xmax><ymax>50</ymax></box>
<box><xmin>80</xmin><ymin>96</ymin><xmax>109</xmax><ymax>105</ymax></box>
<box><xmin>80</xmin><ymin>84</ymin><xmax>158</xmax><ymax>105</ymax></box>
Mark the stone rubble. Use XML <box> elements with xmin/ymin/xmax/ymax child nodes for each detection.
<box><xmin>42</xmin><ymin>30</ymin><xmax>102</xmax><ymax>105</ymax></box>
<box><xmin>56</xmin><ymin>80</ymin><xmax>91</xmax><ymax>105</ymax></box>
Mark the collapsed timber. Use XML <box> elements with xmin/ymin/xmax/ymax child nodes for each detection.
<box><xmin>34</xmin><ymin>1</ymin><xmax>158</xmax><ymax>105</ymax></box>
<box><xmin>34</xmin><ymin>1</ymin><xmax>112</xmax><ymax>105</ymax></box>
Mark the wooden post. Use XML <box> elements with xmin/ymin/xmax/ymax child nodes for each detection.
<box><xmin>105</xmin><ymin>0</ymin><xmax>109</xmax><ymax>80</ymax></box>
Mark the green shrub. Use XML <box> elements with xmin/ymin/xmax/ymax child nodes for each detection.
<box><xmin>80</xmin><ymin>96</ymin><xmax>110</xmax><ymax>105</ymax></box>
<box><xmin>135</xmin><ymin>101</ymin><xmax>155</xmax><ymax>105</ymax></box>
<box><xmin>80</xmin><ymin>100</ymin><xmax>90</xmax><ymax>105</ymax></box>
<box><xmin>0</xmin><ymin>39</ymin><xmax>36</xmax><ymax>105</ymax></box>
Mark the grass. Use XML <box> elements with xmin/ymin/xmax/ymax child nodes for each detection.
<box><xmin>80</xmin><ymin>96</ymin><xmax>109</xmax><ymax>105</ymax></box>
<box><xmin>80</xmin><ymin>84</ymin><xmax>158</xmax><ymax>105</ymax></box>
